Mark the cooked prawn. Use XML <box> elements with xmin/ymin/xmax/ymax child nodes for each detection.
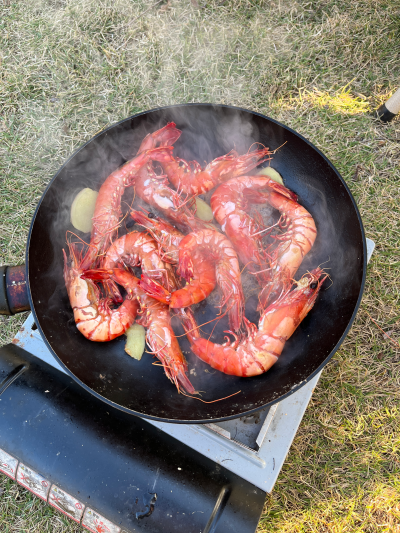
<box><xmin>103</xmin><ymin>230</ymin><xmax>177</xmax><ymax>291</ymax></box>
<box><xmin>83</xmin><ymin>268</ymin><xmax>197</xmax><ymax>395</ymax></box>
<box><xmin>130</xmin><ymin>123</ymin><xmax>213</xmax><ymax>233</ymax></box>
<box><xmin>130</xmin><ymin>209</ymin><xmax>185</xmax><ymax>263</ymax></box>
<box><xmin>180</xmin><ymin>268</ymin><xmax>327</xmax><ymax>376</ymax></box>
<box><xmin>63</xmin><ymin>243</ymin><xmax>139</xmax><ymax>341</ymax></box>
<box><xmin>140</xmin><ymin>229</ymin><xmax>244</xmax><ymax>332</ymax></box>
<box><xmin>137</xmin><ymin>122</ymin><xmax>182</xmax><ymax>153</ymax></box>
<box><xmin>134</xmin><ymin>162</ymin><xmax>213</xmax><ymax>234</ymax></box>
<box><xmin>210</xmin><ymin>175</ymin><xmax>297</xmax><ymax>291</ymax></box>
<box><xmin>80</xmin><ymin>146</ymin><xmax>174</xmax><ymax>270</ymax></box>
<box><xmin>255</xmin><ymin>189</ymin><xmax>318</xmax><ymax>307</ymax></box>
<box><xmin>161</xmin><ymin>147</ymin><xmax>272</xmax><ymax>196</ymax></box>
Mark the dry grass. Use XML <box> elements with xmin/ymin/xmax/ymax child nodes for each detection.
<box><xmin>1</xmin><ymin>0</ymin><xmax>400</xmax><ymax>531</ymax></box>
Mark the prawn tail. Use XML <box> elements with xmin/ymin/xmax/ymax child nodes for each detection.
<box><xmin>103</xmin><ymin>279</ymin><xmax>124</xmax><ymax>304</ymax></box>
<box><xmin>138</xmin><ymin>122</ymin><xmax>182</xmax><ymax>153</ymax></box>
<box><xmin>177</xmin><ymin>249</ymin><xmax>194</xmax><ymax>280</ymax></box>
<box><xmin>176</xmin><ymin>369</ymin><xmax>198</xmax><ymax>396</ymax></box>
<box><xmin>218</xmin><ymin>275</ymin><xmax>245</xmax><ymax>332</ymax></box>
<box><xmin>147</xmin><ymin>146</ymin><xmax>175</xmax><ymax>165</ymax></box>
<box><xmin>260</xmin><ymin>179</ymin><xmax>298</xmax><ymax>201</ymax></box>
<box><xmin>178</xmin><ymin>308</ymin><xmax>202</xmax><ymax>344</ymax></box>
<box><xmin>156</xmin><ymin>122</ymin><xmax>182</xmax><ymax>146</ymax></box>
<box><xmin>139</xmin><ymin>274</ymin><xmax>171</xmax><ymax>304</ymax></box>
<box><xmin>243</xmin><ymin>182</ymin><xmax>296</xmax><ymax>204</ymax></box>
<box><xmin>147</xmin><ymin>321</ymin><xmax>198</xmax><ymax>395</ymax></box>
<box><xmin>81</xmin><ymin>268</ymin><xmax>126</xmax><ymax>305</ymax></box>
<box><xmin>81</xmin><ymin>268</ymin><xmax>113</xmax><ymax>281</ymax></box>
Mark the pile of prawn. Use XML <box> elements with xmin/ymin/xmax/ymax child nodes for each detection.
<box><xmin>63</xmin><ymin>122</ymin><xmax>328</xmax><ymax>397</ymax></box>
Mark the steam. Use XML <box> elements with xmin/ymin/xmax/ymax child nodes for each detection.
<box><xmin>295</xmin><ymin>182</ymin><xmax>355</xmax><ymax>287</ymax></box>
<box><xmin>33</xmin><ymin>104</ymin><xmax>362</xmax><ymax>401</ymax></box>
<box><xmin>216</xmin><ymin>114</ymin><xmax>259</xmax><ymax>155</ymax></box>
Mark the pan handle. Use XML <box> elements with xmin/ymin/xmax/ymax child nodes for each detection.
<box><xmin>0</xmin><ymin>265</ymin><xmax>30</xmax><ymax>315</ymax></box>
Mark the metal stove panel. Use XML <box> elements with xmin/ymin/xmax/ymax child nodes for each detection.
<box><xmin>148</xmin><ymin>374</ymin><xmax>320</xmax><ymax>492</ymax></box>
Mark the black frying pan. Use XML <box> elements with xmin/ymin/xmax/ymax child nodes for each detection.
<box><xmin>4</xmin><ymin>104</ymin><xmax>366</xmax><ymax>423</ymax></box>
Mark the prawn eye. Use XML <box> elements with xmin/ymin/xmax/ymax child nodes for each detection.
<box><xmin>148</xmin><ymin>212</ymin><xmax>155</xmax><ymax>219</ymax></box>
<box><xmin>310</xmin><ymin>282</ymin><xmax>318</xmax><ymax>289</ymax></box>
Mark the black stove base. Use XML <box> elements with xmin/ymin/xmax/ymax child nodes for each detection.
<box><xmin>0</xmin><ymin>343</ymin><xmax>266</xmax><ymax>533</ymax></box>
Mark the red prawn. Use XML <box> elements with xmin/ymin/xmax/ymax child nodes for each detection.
<box><xmin>140</xmin><ymin>229</ymin><xmax>244</xmax><ymax>332</ymax></box>
<box><xmin>160</xmin><ymin>147</ymin><xmax>272</xmax><ymax>196</ymax></box>
<box><xmin>80</xmin><ymin>146</ymin><xmax>174</xmax><ymax>270</ymax></box>
<box><xmin>134</xmin><ymin>123</ymin><xmax>214</xmax><ymax>233</ymax></box>
<box><xmin>63</xmin><ymin>243</ymin><xmax>139</xmax><ymax>342</ymax></box>
<box><xmin>180</xmin><ymin>268</ymin><xmax>327</xmax><ymax>376</ymax></box>
<box><xmin>82</xmin><ymin>268</ymin><xmax>198</xmax><ymax>395</ymax></box>
<box><xmin>210</xmin><ymin>175</ymin><xmax>298</xmax><ymax>306</ymax></box>
<box><xmin>103</xmin><ymin>230</ymin><xmax>177</xmax><ymax>291</ymax></box>
<box><xmin>254</xmin><ymin>190</ymin><xmax>318</xmax><ymax>307</ymax></box>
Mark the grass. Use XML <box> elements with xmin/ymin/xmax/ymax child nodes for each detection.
<box><xmin>0</xmin><ymin>0</ymin><xmax>400</xmax><ymax>531</ymax></box>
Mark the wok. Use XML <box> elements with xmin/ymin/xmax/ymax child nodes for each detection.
<box><xmin>1</xmin><ymin>104</ymin><xmax>366</xmax><ymax>423</ymax></box>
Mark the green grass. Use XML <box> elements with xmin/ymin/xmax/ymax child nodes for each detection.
<box><xmin>1</xmin><ymin>0</ymin><xmax>400</xmax><ymax>531</ymax></box>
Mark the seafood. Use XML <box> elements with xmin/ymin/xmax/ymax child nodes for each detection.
<box><xmin>140</xmin><ymin>229</ymin><xmax>244</xmax><ymax>332</ymax></box>
<box><xmin>137</xmin><ymin>122</ymin><xmax>182</xmax><ymax>153</ymax></box>
<box><xmin>253</xmin><ymin>188</ymin><xmax>317</xmax><ymax>307</ymax></box>
<box><xmin>133</xmin><ymin>163</ymin><xmax>213</xmax><ymax>234</ymax></box>
<box><xmin>62</xmin><ymin>120</ymin><xmax>325</xmax><ymax>398</ymax></box>
<box><xmin>103</xmin><ymin>230</ymin><xmax>177</xmax><ymax>291</ymax></box>
<box><xmin>180</xmin><ymin>268</ymin><xmax>327</xmax><ymax>376</ymax></box>
<box><xmin>63</xmin><ymin>244</ymin><xmax>140</xmax><ymax>342</ymax></box>
<box><xmin>133</xmin><ymin>122</ymin><xmax>214</xmax><ymax>233</ymax></box>
<box><xmin>130</xmin><ymin>209</ymin><xmax>185</xmax><ymax>263</ymax></box>
<box><xmin>80</xmin><ymin>146</ymin><xmax>174</xmax><ymax>270</ymax></box>
<box><xmin>160</xmin><ymin>147</ymin><xmax>272</xmax><ymax>196</ymax></box>
<box><xmin>83</xmin><ymin>268</ymin><xmax>197</xmax><ymax>395</ymax></box>
<box><xmin>210</xmin><ymin>175</ymin><xmax>298</xmax><ymax>302</ymax></box>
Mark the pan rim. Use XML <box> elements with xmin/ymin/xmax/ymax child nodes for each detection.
<box><xmin>26</xmin><ymin>103</ymin><xmax>367</xmax><ymax>424</ymax></box>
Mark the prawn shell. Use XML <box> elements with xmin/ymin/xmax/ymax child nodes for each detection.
<box><xmin>182</xmin><ymin>268</ymin><xmax>327</xmax><ymax>377</ymax></box>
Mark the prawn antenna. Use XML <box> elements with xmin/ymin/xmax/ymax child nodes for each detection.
<box><xmin>180</xmin><ymin>390</ymin><xmax>242</xmax><ymax>403</ymax></box>
<box><xmin>66</xmin><ymin>230</ymin><xmax>92</xmax><ymax>248</ymax></box>
<box><xmin>207</xmin><ymin>308</ymin><xmax>229</xmax><ymax>342</ymax></box>
<box><xmin>250</xmin><ymin>217</ymin><xmax>283</xmax><ymax>238</ymax></box>
<box><xmin>173</xmin><ymin>314</ymin><xmax>225</xmax><ymax>338</ymax></box>
<box><xmin>269</xmin><ymin>141</ymin><xmax>288</xmax><ymax>155</ymax></box>
<box><xmin>317</xmin><ymin>257</ymin><xmax>331</xmax><ymax>268</ymax></box>
<box><xmin>247</xmin><ymin>141</ymin><xmax>269</xmax><ymax>153</ymax></box>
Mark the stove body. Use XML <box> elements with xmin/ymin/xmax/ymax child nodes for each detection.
<box><xmin>0</xmin><ymin>342</ymin><xmax>265</xmax><ymax>533</ymax></box>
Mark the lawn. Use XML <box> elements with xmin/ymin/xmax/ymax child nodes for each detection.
<box><xmin>1</xmin><ymin>0</ymin><xmax>400</xmax><ymax>531</ymax></box>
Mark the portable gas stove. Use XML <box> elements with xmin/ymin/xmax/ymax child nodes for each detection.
<box><xmin>0</xmin><ymin>239</ymin><xmax>374</xmax><ymax>533</ymax></box>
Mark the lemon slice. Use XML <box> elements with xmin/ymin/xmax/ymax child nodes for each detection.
<box><xmin>125</xmin><ymin>323</ymin><xmax>146</xmax><ymax>360</ymax></box>
<box><xmin>258</xmin><ymin>167</ymin><xmax>284</xmax><ymax>185</ymax></box>
<box><xmin>70</xmin><ymin>188</ymin><xmax>98</xmax><ymax>233</ymax></box>
<box><xmin>195</xmin><ymin>197</ymin><xmax>213</xmax><ymax>221</ymax></box>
